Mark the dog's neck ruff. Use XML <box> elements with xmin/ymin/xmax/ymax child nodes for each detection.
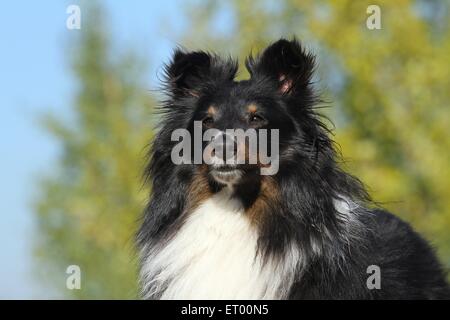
<box><xmin>140</xmin><ymin>188</ymin><xmax>301</xmax><ymax>299</ymax></box>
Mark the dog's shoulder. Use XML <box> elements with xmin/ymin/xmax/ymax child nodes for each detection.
<box><xmin>365</xmin><ymin>208</ymin><xmax>450</xmax><ymax>299</ymax></box>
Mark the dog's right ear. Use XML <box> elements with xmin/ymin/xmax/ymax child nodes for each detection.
<box><xmin>164</xmin><ymin>49</ymin><xmax>237</xmax><ymax>97</ymax></box>
<box><xmin>246</xmin><ymin>39</ymin><xmax>316</xmax><ymax>96</ymax></box>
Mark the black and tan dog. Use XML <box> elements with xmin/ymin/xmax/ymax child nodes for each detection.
<box><xmin>137</xmin><ymin>39</ymin><xmax>449</xmax><ymax>299</ymax></box>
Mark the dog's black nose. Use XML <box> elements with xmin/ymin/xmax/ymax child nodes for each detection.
<box><xmin>211</xmin><ymin>132</ymin><xmax>238</xmax><ymax>163</ymax></box>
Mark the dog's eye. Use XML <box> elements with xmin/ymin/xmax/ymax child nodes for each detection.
<box><xmin>249</xmin><ymin>114</ymin><xmax>265</xmax><ymax>124</ymax></box>
<box><xmin>202</xmin><ymin>116</ymin><xmax>214</xmax><ymax>128</ymax></box>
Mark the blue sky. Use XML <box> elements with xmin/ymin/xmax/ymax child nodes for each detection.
<box><xmin>0</xmin><ymin>0</ymin><xmax>193</xmax><ymax>298</ymax></box>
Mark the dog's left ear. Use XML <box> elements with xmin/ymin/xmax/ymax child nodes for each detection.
<box><xmin>164</xmin><ymin>49</ymin><xmax>237</xmax><ymax>98</ymax></box>
<box><xmin>246</xmin><ymin>38</ymin><xmax>316</xmax><ymax>95</ymax></box>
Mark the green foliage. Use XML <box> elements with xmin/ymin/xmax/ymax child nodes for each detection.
<box><xmin>34</xmin><ymin>0</ymin><xmax>450</xmax><ymax>298</ymax></box>
<box><xmin>35</xmin><ymin>4</ymin><xmax>153</xmax><ymax>298</ymax></box>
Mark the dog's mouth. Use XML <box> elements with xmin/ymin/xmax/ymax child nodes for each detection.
<box><xmin>209</xmin><ymin>165</ymin><xmax>243</xmax><ymax>185</ymax></box>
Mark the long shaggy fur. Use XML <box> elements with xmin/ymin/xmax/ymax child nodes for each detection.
<box><xmin>137</xmin><ymin>38</ymin><xmax>450</xmax><ymax>299</ymax></box>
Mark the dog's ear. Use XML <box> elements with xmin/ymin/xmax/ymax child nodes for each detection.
<box><xmin>246</xmin><ymin>39</ymin><xmax>316</xmax><ymax>95</ymax></box>
<box><xmin>165</xmin><ymin>49</ymin><xmax>237</xmax><ymax>97</ymax></box>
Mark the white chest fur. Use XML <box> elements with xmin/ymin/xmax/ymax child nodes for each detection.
<box><xmin>140</xmin><ymin>189</ymin><xmax>300</xmax><ymax>300</ymax></box>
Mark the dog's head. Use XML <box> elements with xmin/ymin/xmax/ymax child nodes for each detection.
<box><xmin>163</xmin><ymin>39</ymin><xmax>328</xmax><ymax>186</ymax></box>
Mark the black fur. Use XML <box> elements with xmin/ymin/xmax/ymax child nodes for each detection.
<box><xmin>137</xmin><ymin>38</ymin><xmax>450</xmax><ymax>299</ymax></box>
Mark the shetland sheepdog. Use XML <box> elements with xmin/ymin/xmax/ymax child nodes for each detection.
<box><xmin>137</xmin><ymin>39</ymin><xmax>449</xmax><ymax>299</ymax></box>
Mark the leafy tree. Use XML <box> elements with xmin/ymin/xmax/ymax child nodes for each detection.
<box><xmin>35</xmin><ymin>4</ymin><xmax>153</xmax><ymax>298</ymax></box>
